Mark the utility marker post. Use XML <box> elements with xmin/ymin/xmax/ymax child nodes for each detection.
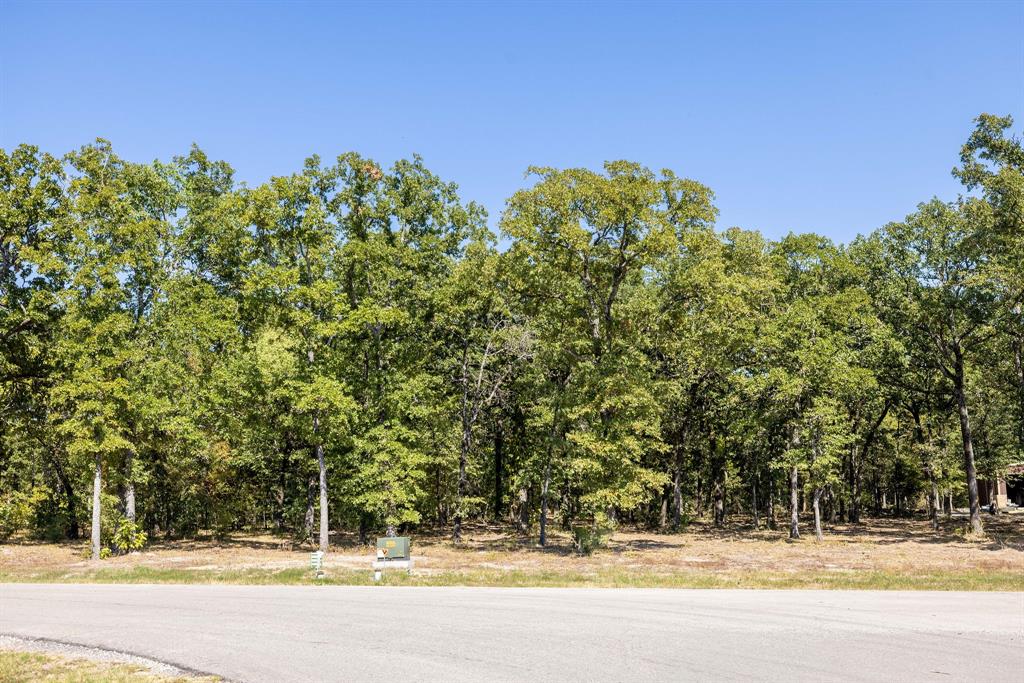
<box><xmin>310</xmin><ymin>550</ymin><xmax>325</xmax><ymax>580</ymax></box>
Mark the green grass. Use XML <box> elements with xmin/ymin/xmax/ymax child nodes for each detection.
<box><xmin>2</xmin><ymin>565</ymin><xmax>1020</xmax><ymax>591</ymax></box>
<box><xmin>0</xmin><ymin>650</ymin><xmax>213</xmax><ymax>682</ymax></box>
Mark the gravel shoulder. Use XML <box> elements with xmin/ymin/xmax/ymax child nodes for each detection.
<box><xmin>0</xmin><ymin>635</ymin><xmax>219</xmax><ymax>681</ymax></box>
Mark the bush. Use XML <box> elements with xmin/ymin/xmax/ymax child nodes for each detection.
<box><xmin>79</xmin><ymin>544</ymin><xmax>114</xmax><ymax>560</ymax></box>
<box><xmin>0</xmin><ymin>486</ymin><xmax>67</xmax><ymax>541</ymax></box>
<box><xmin>571</xmin><ymin>513</ymin><xmax>617</xmax><ymax>555</ymax></box>
<box><xmin>78</xmin><ymin>514</ymin><xmax>148</xmax><ymax>558</ymax></box>
<box><xmin>79</xmin><ymin>493</ymin><xmax>149</xmax><ymax>556</ymax></box>
<box><xmin>111</xmin><ymin>518</ymin><xmax>148</xmax><ymax>554</ymax></box>
<box><xmin>673</xmin><ymin>510</ymin><xmax>692</xmax><ymax>531</ymax></box>
<box><xmin>0</xmin><ymin>493</ymin><xmax>31</xmax><ymax>540</ymax></box>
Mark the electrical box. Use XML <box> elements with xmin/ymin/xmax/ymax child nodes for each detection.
<box><xmin>376</xmin><ymin>536</ymin><xmax>410</xmax><ymax>560</ymax></box>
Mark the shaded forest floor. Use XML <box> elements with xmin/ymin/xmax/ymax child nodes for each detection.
<box><xmin>3</xmin><ymin>515</ymin><xmax>1023</xmax><ymax>590</ymax></box>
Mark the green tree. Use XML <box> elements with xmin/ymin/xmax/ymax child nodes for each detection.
<box><xmin>503</xmin><ymin>161</ymin><xmax>717</xmax><ymax>542</ymax></box>
<box><xmin>1</xmin><ymin>145</ymin><xmax>73</xmax><ymax>538</ymax></box>
<box><xmin>955</xmin><ymin>114</ymin><xmax>1024</xmax><ymax>454</ymax></box>
<box><xmin>242</xmin><ymin>158</ymin><xmax>357</xmax><ymax>551</ymax></box>
<box><xmin>328</xmin><ymin>154</ymin><xmax>483</xmax><ymax>536</ymax></box>
<box><xmin>46</xmin><ymin>141</ymin><xmax>174</xmax><ymax>558</ymax></box>
<box><xmin>875</xmin><ymin>198</ymin><xmax>1011</xmax><ymax>533</ymax></box>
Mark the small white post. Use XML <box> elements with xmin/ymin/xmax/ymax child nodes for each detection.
<box><xmin>311</xmin><ymin>550</ymin><xmax>325</xmax><ymax>579</ymax></box>
<box><xmin>374</xmin><ymin>547</ymin><xmax>386</xmax><ymax>582</ymax></box>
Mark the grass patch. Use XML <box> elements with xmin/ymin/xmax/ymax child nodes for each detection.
<box><xmin>0</xmin><ymin>649</ymin><xmax>213</xmax><ymax>682</ymax></box>
<box><xmin>4</xmin><ymin>517</ymin><xmax>1021</xmax><ymax>591</ymax></box>
<box><xmin>2</xmin><ymin>564</ymin><xmax>1021</xmax><ymax>591</ymax></box>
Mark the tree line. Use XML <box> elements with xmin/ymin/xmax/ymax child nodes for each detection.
<box><xmin>1</xmin><ymin>114</ymin><xmax>1021</xmax><ymax>559</ymax></box>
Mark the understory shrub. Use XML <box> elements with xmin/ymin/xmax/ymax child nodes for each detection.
<box><xmin>571</xmin><ymin>512</ymin><xmax>617</xmax><ymax>555</ymax></box>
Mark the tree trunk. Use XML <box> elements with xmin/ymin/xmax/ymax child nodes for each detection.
<box><xmin>539</xmin><ymin>461</ymin><xmax>551</xmax><ymax>546</ymax></box>
<box><xmin>434</xmin><ymin>464</ymin><xmax>445</xmax><ymax>526</ymax></box>
<box><xmin>276</xmin><ymin>447</ymin><xmax>288</xmax><ymax>531</ymax></box>
<box><xmin>49</xmin><ymin>451</ymin><xmax>79</xmax><ymax>539</ymax></box>
<box><xmin>789</xmin><ymin>420</ymin><xmax>801</xmax><ymax>539</ymax></box>
<box><xmin>66</xmin><ymin>488</ymin><xmax>80</xmax><ymax>540</ymax></box>
<box><xmin>713</xmin><ymin>481</ymin><xmax>724</xmax><ymax>528</ymax></box>
<box><xmin>751</xmin><ymin>479</ymin><xmax>759</xmax><ymax>530</ymax></box>
<box><xmin>910</xmin><ymin>405</ymin><xmax>940</xmax><ymax>531</ymax></box>
<box><xmin>812</xmin><ymin>487</ymin><xmax>824</xmax><ymax>541</ymax></box>
<box><xmin>124</xmin><ymin>452</ymin><xmax>136</xmax><ymax>524</ymax></box>
<box><xmin>849</xmin><ymin>476</ymin><xmax>860</xmax><ymax>523</ymax></box>
<box><xmin>317</xmin><ymin>441</ymin><xmax>328</xmax><ymax>551</ymax></box>
<box><xmin>453</xmin><ymin>420</ymin><xmax>470</xmax><ymax>543</ymax></box>
<box><xmin>1014</xmin><ymin>335</ymin><xmax>1024</xmax><ymax>449</ymax></box>
<box><xmin>711</xmin><ymin>435</ymin><xmax>725</xmax><ymax>527</ymax></box>
<box><xmin>953</xmin><ymin>348</ymin><xmax>983</xmax><ymax>534</ymax></box>
<box><xmin>694</xmin><ymin>472</ymin><xmax>703</xmax><ymax>518</ymax></box>
<box><xmin>303</xmin><ymin>474</ymin><xmax>315</xmax><ymax>542</ymax></box>
<box><xmin>766</xmin><ymin>475</ymin><xmax>776</xmax><ymax>530</ymax></box>
<box><xmin>305</xmin><ymin>345</ymin><xmax>329</xmax><ymax>552</ymax></box>
<box><xmin>493</xmin><ymin>421</ymin><xmax>504</xmax><ymax>519</ymax></box>
<box><xmin>671</xmin><ymin>447</ymin><xmax>684</xmax><ymax>530</ymax></box>
<box><xmin>659</xmin><ymin>485</ymin><xmax>669</xmax><ymax>529</ymax></box>
<box><xmin>789</xmin><ymin>465</ymin><xmax>800</xmax><ymax>540</ymax></box>
<box><xmin>314</xmin><ymin>415</ymin><xmax>329</xmax><ymax>552</ymax></box>
<box><xmin>538</xmin><ymin>402</ymin><xmax>562</xmax><ymax>547</ymax></box>
<box><xmin>91</xmin><ymin>454</ymin><xmax>102</xmax><ymax>561</ymax></box>
<box><xmin>852</xmin><ymin>404</ymin><xmax>887</xmax><ymax>525</ymax></box>
<box><xmin>517</xmin><ymin>486</ymin><xmax>529</xmax><ymax>532</ymax></box>
<box><xmin>453</xmin><ymin>353</ymin><xmax>473</xmax><ymax>543</ymax></box>
<box><xmin>845</xmin><ymin>443</ymin><xmax>856</xmax><ymax>523</ymax></box>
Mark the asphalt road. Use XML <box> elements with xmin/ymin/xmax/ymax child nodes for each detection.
<box><xmin>2</xmin><ymin>585</ymin><xmax>1022</xmax><ymax>682</ymax></box>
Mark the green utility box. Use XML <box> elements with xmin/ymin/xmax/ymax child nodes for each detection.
<box><xmin>376</xmin><ymin>536</ymin><xmax>410</xmax><ymax>560</ymax></box>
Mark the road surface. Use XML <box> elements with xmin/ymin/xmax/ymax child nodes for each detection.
<box><xmin>2</xmin><ymin>584</ymin><xmax>1021</xmax><ymax>681</ymax></box>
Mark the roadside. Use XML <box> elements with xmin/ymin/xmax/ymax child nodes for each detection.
<box><xmin>0</xmin><ymin>637</ymin><xmax>218</xmax><ymax>682</ymax></box>
<box><xmin>2</xmin><ymin>516</ymin><xmax>1022</xmax><ymax>591</ymax></box>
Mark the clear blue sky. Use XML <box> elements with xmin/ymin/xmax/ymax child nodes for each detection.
<box><xmin>2</xmin><ymin>1</ymin><xmax>1021</xmax><ymax>243</ymax></box>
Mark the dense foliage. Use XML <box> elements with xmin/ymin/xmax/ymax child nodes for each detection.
<box><xmin>2</xmin><ymin>115</ymin><xmax>1021</xmax><ymax>556</ymax></box>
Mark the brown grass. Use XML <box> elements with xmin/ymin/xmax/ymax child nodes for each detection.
<box><xmin>0</xmin><ymin>650</ymin><xmax>216</xmax><ymax>682</ymax></box>
<box><xmin>2</xmin><ymin>515</ymin><xmax>1022</xmax><ymax>590</ymax></box>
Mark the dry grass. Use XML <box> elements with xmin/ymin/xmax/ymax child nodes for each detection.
<box><xmin>0</xmin><ymin>650</ymin><xmax>215</xmax><ymax>682</ymax></box>
<box><xmin>2</xmin><ymin>515</ymin><xmax>1022</xmax><ymax>590</ymax></box>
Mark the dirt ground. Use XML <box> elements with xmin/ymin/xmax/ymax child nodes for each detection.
<box><xmin>3</xmin><ymin>514</ymin><xmax>1022</xmax><ymax>586</ymax></box>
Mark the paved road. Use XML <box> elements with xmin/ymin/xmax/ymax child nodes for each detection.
<box><xmin>2</xmin><ymin>585</ymin><xmax>1022</xmax><ymax>682</ymax></box>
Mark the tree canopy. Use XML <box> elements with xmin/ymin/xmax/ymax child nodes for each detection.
<box><xmin>2</xmin><ymin>115</ymin><xmax>1021</xmax><ymax>555</ymax></box>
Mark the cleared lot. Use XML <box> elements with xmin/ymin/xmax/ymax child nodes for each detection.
<box><xmin>2</xmin><ymin>517</ymin><xmax>1023</xmax><ymax>590</ymax></box>
<box><xmin>2</xmin><ymin>585</ymin><xmax>1022</xmax><ymax>682</ymax></box>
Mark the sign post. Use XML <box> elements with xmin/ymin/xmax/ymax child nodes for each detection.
<box><xmin>310</xmin><ymin>550</ymin><xmax>325</xmax><ymax>579</ymax></box>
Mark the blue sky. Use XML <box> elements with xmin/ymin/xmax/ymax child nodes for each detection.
<box><xmin>2</xmin><ymin>1</ymin><xmax>1021</xmax><ymax>243</ymax></box>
